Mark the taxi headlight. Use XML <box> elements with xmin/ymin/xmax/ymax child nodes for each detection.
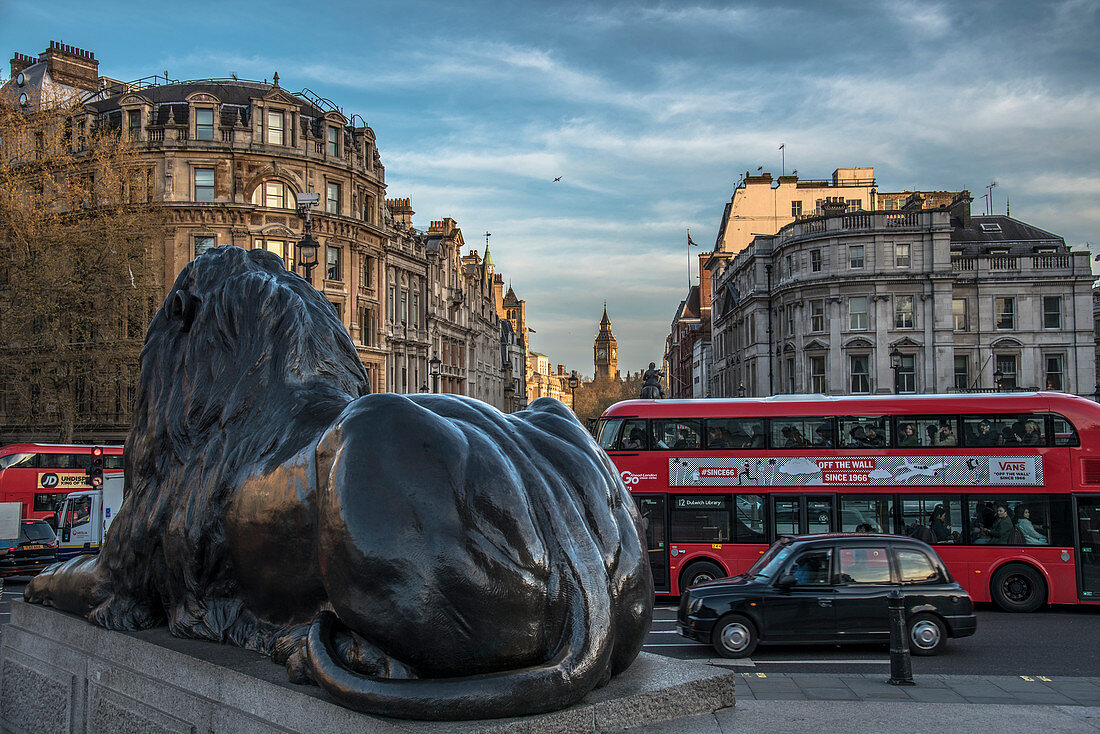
<box><xmin>687</xmin><ymin>597</ymin><xmax>705</xmax><ymax>615</ymax></box>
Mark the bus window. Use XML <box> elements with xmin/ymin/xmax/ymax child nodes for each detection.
<box><xmin>653</xmin><ymin>420</ymin><xmax>702</xmax><ymax>450</ymax></box>
<box><xmin>839</xmin><ymin>495</ymin><xmax>893</xmax><ymax>533</ymax></box>
<box><xmin>969</xmin><ymin>495</ymin><xmax>1063</xmax><ymax>546</ymax></box>
<box><xmin>0</xmin><ymin>452</ymin><xmax>35</xmax><ymax>470</ymax></box>
<box><xmin>597</xmin><ymin>419</ymin><xmax>623</xmax><ymax>450</ymax></box>
<box><xmin>770</xmin><ymin>418</ymin><xmax>834</xmax><ymax>449</ymax></box>
<box><xmin>705</xmin><ymin>418</ymin><xmax>757</xmax><ymax>449</ymax></box>
<box><xmin>618</xmin><ymin>420</ymin><xmax>648</xmax><ymax>450</ymax></box>
<box><xmin>1051</xmin><ymin>414</ymin><xmax>1079</xmax><ymax>446</ymax></box>
<box><xmin>963</xmin><ymin>414</ymin><xmax>1043</xmax><ymax>447</ymax></box>
<box><xmin>894</xmin><ymin>416</ymin><xmax>956</xmax><ymax>448</ymax></box>
<box><xmin>38</xmin><ymin>453</ymin><xmax>83</xmax><ymax>469</ymax></box>
<box><xmin>671</xmin><ymin>495</ymin><xmax>730</xmax><ymax>543</ymax></box>
<box><xmin>734</xmin><ymin>494</ymin><xmax>767</xmax><ymax>543</ymax></box>
<box><xmin>900</xmin><ymin>496</ymin><xmax>963</xmax><ymax>544</ymax></box>
<box><xmin>32</xmin><ymin>492</ymin><xmax>67</xmax><ymax>514</ymax></box>
<box><xmin>838</xmin><ymin>416</ymin><xmax>889</xmax><ymax>448</ymax></box>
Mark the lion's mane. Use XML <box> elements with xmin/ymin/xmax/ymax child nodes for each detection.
<box><xmin>94</xmin><ymin>245</ymin><xmax>369</xmax><ymax>647</ymax></box>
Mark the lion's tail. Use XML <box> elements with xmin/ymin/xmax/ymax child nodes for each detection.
<box><xmin>304</xmin><ymin>556</ymin><xmax>615</xmax><ymax>721</ymax></box>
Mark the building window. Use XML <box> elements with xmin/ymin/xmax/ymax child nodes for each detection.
<box><xmin>1045</xmin><ymin>354</ymin><xmax>1064</xmax><ymax>391</ymax></box>
<box><xmin>791</xmin><ymin>200</ymin><xmax>802</xmax><ymax>217</ymax></box>
<box><xmin>895</xmin><ymin>295</ymin><xmax>914</xmax><ymax>329</ymax></box>
<box><xmin>810</xmin><ymin>249</ymin><xmax>822</xmax><ymax>272</ymax></box>
<box><xmin>809</xmin><ymin>355</ymin><xmax>826</xmax><ymax>393</ymax></box>
<box><xmin>895</xmin><ymin>243</ymin><xmax>911</xmax><ymax>268</ymax></box>
<box><xmin>267</xmin><ymin>110</ymin><xmax>285</xmax><ymax>145</ymax></box>
<box><xmin>259</xmin><ymin>239</ymin><xmax>287</xmax><ymax>265</ymax></box>
<box><xmin>995</xmin><ymin>297</ymin><xmax>1015</xmax><ymax>330</ymax></box>
<box><xmin>194</xmin><ymin>167</ymin><xmax>215</xmax><ymax>202</ymax></box>
<box><xmin>329</xmin><ymin>300</ymin><xmax>342</xmax><ymax>320</ymax></box>
<box><xmin>884</xmin><ymin>199</ymin><xmax>896</xmax><ymax>211</ymax></box>
<box><xmin>952</xmin><ymin>298</ymin><xmax>968</xmax><ymax>331</ymax></box>
<box><xmin>195</xmin><ymin>108</ymin><xmax>214</xmax><ymax>141</ymax></box>
<box><xmin>195</xmin><ymin>235</ymin><xmax>216</xmax><ymax>257</ymax></box>
<box><xmin>326</xmin><ymin>182</ymin><xmax>341</xmax><ymax>215</ymax></box>
<box><xmin>810</xmin><ymin>299</ymin><xmax>825</xmax><ymax>332</ymax></box>
<box><xmin>358</xmin><ymin>306</ymin><xmax>375</xmax><ymax>347</ymax></box>
<box><xmin>954</xmin><ymin>354</ymin><xmax>969</xmax><ymax>390</ymax></box>
<box><xmin>995</xmin><ymin>354</ymin><xmax>1018</xmax><ymax>389</ymax></box>
<box><xmin>127</xmin><ymin>109</ymin><xmax>142</xmax><ymax>140</ymax></box>
<box><xmin>326</xmin><ymin>246</ymin><xmax>342</xmax><ymax>281</ymax></box>
<box><xmin>361</xmin><ymin>254</ymin><xmax>374</xmax><ymax>290</ymax></box>
<box><xmin>412</xmin><ymin>291</ymin><xmax>420</xmax><ymax>327</ymax></box>
<box><xmin>786</xmin><ymin>358</ymin><xmax>795</xmax><ymax>394</ymax></box>
<box><xmin>846</xmin><ymin>199</ymin><xmax>860</xmax><ymax>212</ymax></box>
<box><xmin>327</xmin><ymin>126</ymin><xmax>339</xmax><ymax>157</ymax></box>
<box><xmin>1043</xmin><ymin>296</ymin><xmax>1062</xmax><ymax>329</ymax></box>
<box><xmin>849</xmin><ymin>244</ymin><xmax>864</xmax><ymax>269</ymax></box>
<box><xmin>251</xmin><ymin>181</ymin><xmax>292</xmax><ymax>209</ymax></box>
<box><xmin>850</xmin><ymin>354</ymin><xmax>870</xmax><ymax>394</ymax></box>
<box><xmin>896</xmin><ymin>354</ymin><xmax>916</xmax><ymax>393</ymax></box>
<box><xmin>388</xmin><ymin>285</ymin><xmax>396</xmax><ymax>322</ymax></box>
<box><xmin>400</xmin><ymin>288</ymin><xmax>408</xmax><ymax>323</ymax></box>
<box><xmin>849</xmin><ymin>296</ymin><xmax>868</xmax><ymax>330</ymax></box>
<box><xmin>785</xmin><ymin>304</ymin><xmax>795</xmax><ymax>336</ymax></box>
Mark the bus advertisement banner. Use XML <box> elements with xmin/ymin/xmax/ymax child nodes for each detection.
<box><xmin>36</xmin><ymin>472</ymin><xmax>93</xmax><ymax>490</ymax></box>
<box><xmin>669</xmin><ymin>455</ymin><xmax>1043</xmax><ymax>487</ymax></box>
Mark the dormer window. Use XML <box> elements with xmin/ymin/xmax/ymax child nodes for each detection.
<box><xmin>327</xmin><ymin>126</ymin><xmax>339</xmax><ymax>156</ymax></box>
<box><xmin>268</xmin><ymin>110</ymin><xmax>285</xmax><ymax>145</ymax></box>
<box><xmin>127</xmin><ymin>109</ymin><xmax>142</xmax><ymax>140</ymax></box>
<box><xmin>195</xmin><ymin>108</ymin><xmax>214</xmax><ymax>140</ymax></box>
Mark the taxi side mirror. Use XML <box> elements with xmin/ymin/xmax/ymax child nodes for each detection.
<box><xmin>776</xmin><ymin>574</ymin><xmax>797</xmax><ymax>589</ymax></box>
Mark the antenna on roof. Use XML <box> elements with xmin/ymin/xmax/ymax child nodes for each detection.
<box><xmin>986</xmin><ymin>181</ymin><xmax>998</xmax><ymax>215</ymax></box>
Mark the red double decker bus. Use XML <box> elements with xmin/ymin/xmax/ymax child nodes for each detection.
<box><xmin>596</xmin><ymin>392</ymin><xmax>1100</xmax><ymax>612</ymax></box>
<box><xmin>0</xmin><ymin>443</ymin><xmax>124</xmax><ymax>521</ymax></box>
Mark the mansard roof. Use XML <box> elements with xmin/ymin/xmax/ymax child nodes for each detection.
<box><xmin>951</xmin><ymin>215</ymin><xmax>1067</xmax><ymax>255</ymax></box>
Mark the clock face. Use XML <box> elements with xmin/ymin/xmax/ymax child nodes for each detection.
<box><xmin>597</xmin><ymin>348</ymin><xmax>607</xmax><ymax>359</ymax></box>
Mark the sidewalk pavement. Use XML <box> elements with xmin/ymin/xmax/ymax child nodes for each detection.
<box><xmin>626</xmin><ymin>673</ymin><xmax>1100</xmax><ymax>733</ymax></box>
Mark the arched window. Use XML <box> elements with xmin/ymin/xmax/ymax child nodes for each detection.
<box><xmin>251</xmin><ymin>180</ymin><xmax>293</xmax><ymax>209</ymax></box>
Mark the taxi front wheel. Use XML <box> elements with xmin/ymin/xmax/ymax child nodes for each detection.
<box><xmin>711</xmin><ymin>614</ymin><xmax>758</xmax><ymax>658</ymax></box>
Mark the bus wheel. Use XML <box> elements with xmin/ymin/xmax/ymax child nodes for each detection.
<box><xmin>712</xmin><ymin>614</ymin><xmax>758</xmax><ymax>658</ymax></box>
<box><xmin>681</xmin><ymin>561</ymin><xmax>726</xmax><ymax>590</ymax></box>
<box><xmin>991</xmin><ymin>563</ymin><xmax>1046</xmax><ymax>613</ymax></box>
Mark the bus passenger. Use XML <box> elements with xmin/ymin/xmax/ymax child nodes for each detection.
<box><xmin>990</xmin><ymin>503</ymin><xmax>1014</xmax><ymax>544</ymax></box>
<box><xmin>931</xmin><ymin>505</ymin><xmax>953</xmax><ymax>543</ymax></box>
<box><xmin>1015</xmin><ymin>506</ymin><xmax>1047</xmax><ymax>544</ymax></box>
<box><xmin>813</xmin><ymin>425</ymin><xmax>834</xmax><ymax>448</ymax></box>
<box><xmin>1021</xmin><ymin>420</ymin><xmax>1043</xmax><ymax>446</ymax></box>
<box><xmin>862</xmin><ymin>425</ymin><xmax>884</xmax><ymax>447</ymax></box>
<box><xmin>622</xmin><ymin>429</ymin><xmax>644</xmax><ymax>450</ymax></box>
<box><xmin>898</xmin><ymin>423</ymin><xmax>919</xmax><ymax>447</ymax></box>
<box><xmin>971</xmin><ymin>420</ymin><xmax>997</xmax><ymax>447</ymax></box>
<box><xmin>934</xmin><ymin>423</ymin><xmax>956</xmax><ymax>446</ymax></box>
<box><xmin>782</xmin><ymin>425</ymin><xmax>806</xmax><ymax>448</ymax></box>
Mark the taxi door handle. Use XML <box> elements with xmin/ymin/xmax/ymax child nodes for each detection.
<box><xmin>817</xmin><ymin>599</ymin><xmax>833</xmax><ymax>607</ymax></box>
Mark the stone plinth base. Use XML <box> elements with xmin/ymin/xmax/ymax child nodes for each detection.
<box><xmin>0</xmin><ymin>600</ymin><xmax>735</xmax><ymax>733</ymax></box>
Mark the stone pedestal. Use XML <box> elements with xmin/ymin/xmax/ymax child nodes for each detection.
<box><xmin>0</xmin><ymin>601</ymin><xmax>735</xmax><ymax>733</ymax></box>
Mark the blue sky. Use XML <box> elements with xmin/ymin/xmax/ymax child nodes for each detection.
<box><xmin>2</xmin><ymin>0</ymin><xmax>1097</xmax><ymax>377</ymax></box>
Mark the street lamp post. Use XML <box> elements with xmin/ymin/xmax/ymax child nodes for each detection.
<box><xmin>890</xmin><ymin>346</ymin><xmax>902</xmax><ymax>394</ymax></box>
<box><xmin>294</xmin><ymin>193</ymin><xmax>320</xmax><ymax>283</ymax></box>
<box><xmin>568</xmin><ymin>370</ymin><xmax>580</xmax><ymax>411</ymax></box>
<box><xmin>429</xmin><ymin>354</ymin><xmax>441</xmax><ymax>394</ymax></box>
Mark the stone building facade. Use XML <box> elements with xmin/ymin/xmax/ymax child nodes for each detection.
<box><xmin>708</xmin><ymin>195</ymin><xmax>1095</xmax><ymax>398</ymax></box>
<box><xmin>0</xmin><ymin>42</ymin><xmax>525</xmax><ymax>441</ymax></box>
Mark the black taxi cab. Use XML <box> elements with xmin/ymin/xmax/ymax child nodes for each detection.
<box><xmin>677</xmin><ymin>533</ymin><xmax>977</xmax><ymax>658</ymax></box>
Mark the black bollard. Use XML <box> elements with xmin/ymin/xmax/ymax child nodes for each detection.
<box><xmin>886</xmin><ymin>589</ymin><xmax>914</xmax><ymax>686</ymax></box>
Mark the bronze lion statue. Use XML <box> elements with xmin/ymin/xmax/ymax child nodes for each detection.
<box><xmin>26</xmin><ymin>246</ymin><xmax>653</xmax><ymax>720</ymax></box>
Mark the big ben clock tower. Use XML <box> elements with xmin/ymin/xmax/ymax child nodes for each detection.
<box><xmin>594</xmin><ymin>303</ymin><xmax>619</xmax><ymax>381</ymax></box>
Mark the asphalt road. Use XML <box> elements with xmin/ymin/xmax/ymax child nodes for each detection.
<box><xmin>646</xmin><ymin>600</ymin><xmax>1100</xmax><ymax>677</ymax></box>
<box><xmin>4</xmin><ymin>579</ymin><xmax>1099</xmax><ymax>678</ymax></box>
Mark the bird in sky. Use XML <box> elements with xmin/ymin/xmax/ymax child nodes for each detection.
<box><xmin>553</xmin><ymin>176</ymin><xmax>562</xmax><ymax>182</ymax></box>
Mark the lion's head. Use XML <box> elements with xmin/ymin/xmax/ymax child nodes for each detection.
<box><xmin>101</xmin><ymin>246</ymin><xmax>369</xmax><ymax>629</ymax></box>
